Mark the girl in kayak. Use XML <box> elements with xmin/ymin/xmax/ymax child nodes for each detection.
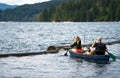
<box><xmin>70</xmin><ymin>36</ymin><xmax>83</xmax><ymax>53</ymax></box>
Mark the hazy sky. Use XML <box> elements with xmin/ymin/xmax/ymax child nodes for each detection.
<box><xmin>0</xmin><ymin>0</ymin><xmax>50</xmax><ymax>5</ymax></box>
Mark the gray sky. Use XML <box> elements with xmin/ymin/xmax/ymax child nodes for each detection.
<box><xmin>0</xmin><ymin>0</ymin><xmax>50</xmax><ymax>5</ymax></box>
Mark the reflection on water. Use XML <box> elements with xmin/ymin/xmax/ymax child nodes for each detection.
<box><xmin>0</xmin><ymin>22</ymin><xmax>120</xmax><ymax>53</ymax></box>
<box><xmin>0</xmin><ymin>22</ymin><xmax>120</xmax><ymax>78</ymax></box>
<box><xmin>0</xmin><ymin>44</ymin><xmax>120</xmax><ymax>78</ymax></box>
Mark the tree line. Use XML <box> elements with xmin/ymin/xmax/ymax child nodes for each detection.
<box><xmin>38</xmin><ymin>0</ymin><xmax>120</xmax><ymax>22</ymax></box>
<box><xmin>0</xmin><ymin>0</ymin><xmax>71</xmax><ymax>21</ymax></box>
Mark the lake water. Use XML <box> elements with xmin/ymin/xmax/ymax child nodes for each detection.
<box><xmin>0</xmin><ymin>22</ymin><xmax>120</xmax><ymax>78</ymax></box>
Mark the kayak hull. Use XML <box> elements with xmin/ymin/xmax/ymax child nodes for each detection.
<box><xmin>69</xmin><ymin>50</ymin><xmax>110</xmax><ymax>62</ymax></box>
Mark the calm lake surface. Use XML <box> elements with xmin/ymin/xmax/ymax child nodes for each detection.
<box><xmin>0</xmin><ymin>22</ymin><xmax>120</xmax><ymax>78</ymax></box>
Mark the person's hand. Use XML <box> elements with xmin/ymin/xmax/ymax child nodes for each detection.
<box><xmin>93</xmin><ymin>39</ymin><xmax>96</xmax><ymax>43</ymax></box>
<box><xmin>106</xmin><ymin>49</ymin><xmax>108</xmax><ymax>52</ymax></box>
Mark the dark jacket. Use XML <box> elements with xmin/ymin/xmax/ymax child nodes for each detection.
<box><xmin>70</xmin><ymin>41</ymin><xmax>82</xmax><ymax>49</ymax></box>
<box><xmin>94</xmin><ymin>42</ymin><xmax>107</xmax><ymax>55</ymax></box>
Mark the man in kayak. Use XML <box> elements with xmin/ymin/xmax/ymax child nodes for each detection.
<box><xmin>90</xmin><ymin>37</ymin><xmax>108</xmax><ymax>55</ymax></box>
<box><xmin>70</xmin><ymin>36</ymin><xmax>83</xmax><ymax>53</ymax></box>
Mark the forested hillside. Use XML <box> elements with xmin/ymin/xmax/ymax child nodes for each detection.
<box><xmin>0</xmin><ymin>0</ymin><xmax>120</xmax><ymax>22</ymax></box>
<box><xmin>0</xmin><ymin>0</ymin><xmax>72</xmax><ymax>21</ymax></box>
<box><xmin>38</xmin><ymin>0</ymin><xmax>120</xmax><ymax>22</ymax></box>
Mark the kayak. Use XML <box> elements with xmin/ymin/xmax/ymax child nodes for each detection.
<box><xmin>69</xmin><ymin>50</ymin><xmax>110</xmax><ymax>63</ymax></box>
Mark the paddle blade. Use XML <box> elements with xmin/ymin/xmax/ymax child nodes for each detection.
<box><xmin>107</xmin><ymin>52</ymin><xmax>117</xmax><ymax>61</ymax></box>
<box><xmin>64</xmin><ymin>50</ymin><xmax>68</xmax><ymax>56</ymax></box>
<box><xmin>64</xmin><ymin>52</ymin><xmax>68</xmax><ymax>56</ymax></box>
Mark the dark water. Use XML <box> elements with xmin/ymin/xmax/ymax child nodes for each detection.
<box><xmin>0</xmin><ymin>22</ymin><xmax>120</xmax><ymax>78</ymax></box>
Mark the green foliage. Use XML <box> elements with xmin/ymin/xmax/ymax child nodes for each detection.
<box><xmin>0</xmin><ymin>0</ymin><xmax>120</xmax><ymax>22</ymax></box>
<box><xmin>0</xmin><ymin>0</ymin><xmax>71</xmax><ymax>21</ymax></box>
<box><xmin>38</xmin><ymin>0</ymin><xmax>120</xmax><ymax>22</ymax></box>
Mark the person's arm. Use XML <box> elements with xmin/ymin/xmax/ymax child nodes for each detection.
<box><xmin>105</xmin><ymin>44</ymin><xmax>108</xmax><ymax>52</ymax></box>
<box><xmin>70</xmin><ymin>43</ymin><xmax>74</xmax><ymax>48</ymax></box>
<box><xmin>91</xmin><ymin>40</ymin><xmax>96</xmax><ymax>48</ymax></box>
<box><xmin>70</xmin><ymin>42</ymin><xmax>76</xmax><ymax>48</ymax></box>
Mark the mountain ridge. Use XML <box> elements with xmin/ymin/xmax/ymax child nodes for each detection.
<box><xmin>0</xmin><ymin>3</ymin><xmax>17</xmax><ymax>10</ymax></box>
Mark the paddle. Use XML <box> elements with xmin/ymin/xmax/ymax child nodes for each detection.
<box><xmin>106</xmin><ymin>51</ymin><xmax>117</xmax><ymax>61</ymax></box>
<box><xmin>64</xmin><ymin>50</ymin><xmax>69</xmax><ymax>56</ymax></box>
<box><xmin>64</xmin><ymin>46</ymin><xmax>71</xmax><ymax>56</ymax></box>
